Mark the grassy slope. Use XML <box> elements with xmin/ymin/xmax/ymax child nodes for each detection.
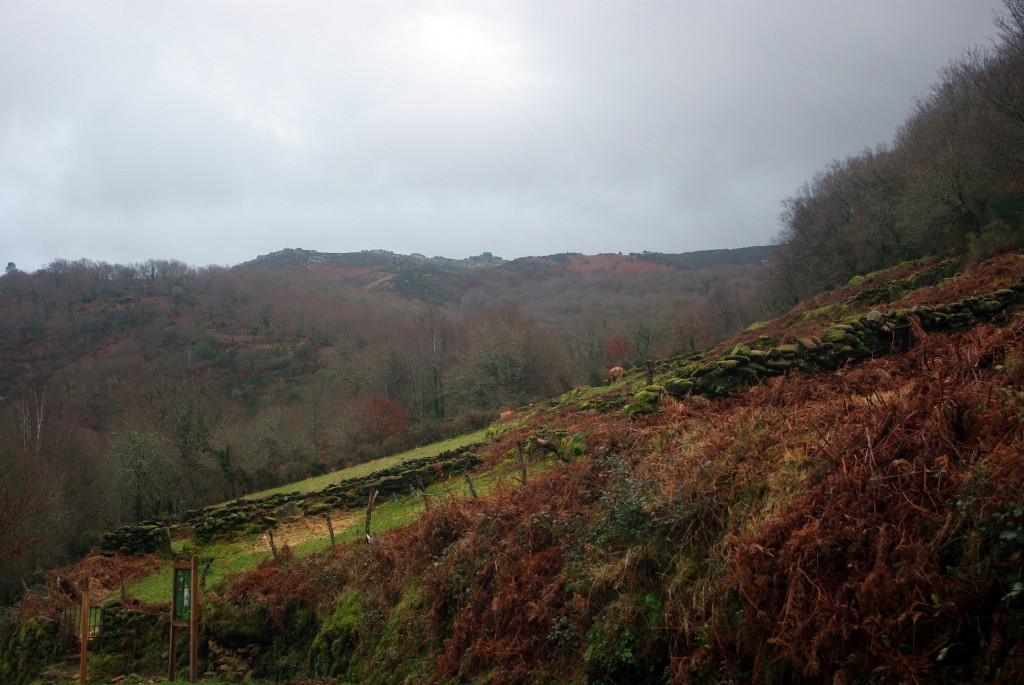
<box><xmin>206</xmin><ymin>253</ymin><xmax>1023</xmax><ymax>684</ymax></box>
<box><xmin>127</xmin><ymin>427</ymin><xmax>498</xmax><ymax>602</ymax></box>
<box><xmin>235</xmin><ymin>428</ymin><xmax>491</xmax><ymax>500</ymax></box>
<box><xmin>10</xmin><ymin>253</ymin><xmax>1024</xmax><ymax>684</ymax></box>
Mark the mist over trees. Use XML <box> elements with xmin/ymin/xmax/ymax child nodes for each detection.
<box><xmin>769</xmin><ymin>0</ymin><xmax>1024</xmax><ymax>306</ymax></box>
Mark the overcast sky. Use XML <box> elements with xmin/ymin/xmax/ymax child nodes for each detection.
<box><xmin>0</xmin><ymin>1</ymin><xmax>1006</xmax><ymax>270</ymax></box>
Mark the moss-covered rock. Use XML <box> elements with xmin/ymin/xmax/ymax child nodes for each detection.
<box><xmin>92</xmin><ymin>601</ymin><xmax>168</xmax><ymax>680</ymax></box>
<box><xmin>663</xmin><ymin>377</ymin><xmax>694</xmax><ymax>398</ymax></box>
<box><xmin>0</xmin><ymin>616</ymin><xmax>60</xmax><ymax>684</ymax></box>
<box><xmin>579</xmin><ymin>393</ymin><xmax>630</xmax><ymax>413</ymax></box>
<box><xmin>729</xmin><ymin>343</ymin><xmax>751</xmax><ymax>357</ymax></box>
<box><xmin>820</xmin><ymin>327</ymin><xmax>849</xmax><ymax>343</ymax></box>
<box><xmin>774</xmin><ymin>344</ymin><xmax>799</xmax><ymax>359</ymax></box>
<box><xmin>100</xmin><ymin>524</ymin><xmax>172</xmax><ymax>556</ymax></box>
<box><xmin>624</xmin><ymin>385</ymin><xmax>664</xmax><ymax>415</ymax></box>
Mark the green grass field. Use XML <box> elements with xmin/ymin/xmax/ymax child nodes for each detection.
<box><xmin>125</xmin><ymin>427</ymin><xmax>535</xmax><ymax>604</ymax></box>
<box><xmin>233</xmin><ymin>428</ymin><xmax>491</xmax><ymax>500</ymax></box>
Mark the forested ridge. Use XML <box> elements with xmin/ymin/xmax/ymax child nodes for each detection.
<box><xmin>769</xmin><ymin>0</ymin><xmax>1024</xmax><ymax>306</ymax></box>
<box><xmin>0</xmin><ymin>247</ymin><xmax>768</xmax><ymax>602</ymax></box>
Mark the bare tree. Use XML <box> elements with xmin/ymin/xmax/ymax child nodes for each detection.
<box><xmin>457</xmin><ymin>306</ymin><xmax>562</xmax><ymax>409</ymax></box>
<box><xmin>413</xmin><ymin>304</ymin><xmax>456</xmax><ymax>420</ymax></box>
<box><xmin>111</xmin><ymin>426</ymin><xmax>167</xmax><ymax>521</ymax></box>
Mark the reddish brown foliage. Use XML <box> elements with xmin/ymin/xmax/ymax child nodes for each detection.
<box><xmin>356</xmin><ymin>395</ymin><xmax>410</xmax><ymax>446</ymax></box>
<box><xmin>727</xmin><ymin>317</ymin><xmax>1024</xmax><ymax>683</ymax></box>
<box><xmin>604</xmin><ymin>334</ymin><xmax>636</xmax><ymax>367</ymax></box>
<box><xmin>398</xmin><ymin>470</ymin><xmax>596</xmax><ymax>683</ymax></box>
<box><xmin>215</xmin><ymin>547</ymin><xmax>344</xmax><ymax>633</ymax></box>
<box><xmin>17</xmin><ymin>553</ymin><xmax>163</xmax><ymax>619</ymax></box>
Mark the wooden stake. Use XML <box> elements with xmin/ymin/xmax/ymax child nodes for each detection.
<box><xmin>79</xmin><ymin>578</ymin><xmax>88</xmax><ymax>685</ymax></box>
<box><xmin>417</xmin><ymin>477</ymin><xmax>431</xmax><ymax>510</ymax></box>
<box><xmin>189</xmin><ymin>555</ymin><xmax>198</xmax><ymax>683</ymax></box>
<box><xmin>365</xmin><ymin>490</ymin><xmax>379</xmax><ymax>544</ymax></box>
<box><xmin>168</xmin><ymin>599</ymin><xmax>176</xmax><ymax>680</ymax></box>
<box><xmin>326</xmin><ymin>512</ymin><xmax>336</xmax><ymax>548</ymax></box>
<box><xmin>517</xmin><ymin>442</ymin><xmax>528</xmax><ymax>484</ymax></box>
<box><xmin>268</xmin><ymin>530</ymin><xmax>278</xmax><ymax>560</ymax></box>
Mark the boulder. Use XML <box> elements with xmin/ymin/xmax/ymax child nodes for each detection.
<box><xmin>663</xmin><ymin>377</ymin><xmax>694</xmax><ymax>397</ymax></box>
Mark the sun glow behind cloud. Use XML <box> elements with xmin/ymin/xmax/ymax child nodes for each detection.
<box><xmin>409</xmin><ymin>13</ymin><xmax>534</xmax><ymax>90</ymax></box>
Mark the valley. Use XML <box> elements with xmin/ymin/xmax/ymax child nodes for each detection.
<box><xmin>3</xmin><ymin>251</ymin><xmax>1024</xmax><ymax>683</ymax></box>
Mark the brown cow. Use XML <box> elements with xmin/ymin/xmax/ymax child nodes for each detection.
<box><xmin>606</xmin><ymin>366</ymin><xmax>624</xmax><ymax>385</ymax></box>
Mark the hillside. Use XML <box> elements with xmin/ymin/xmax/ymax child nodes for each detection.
<box><xmin>245</xmin><ymin>246</ymin><xmax>774</xmax><ymax>312</ymax></box>
<box><xmin>0</xmin><ymin>247</ymin><xmax>770</xmax><ymax>604</ymax></box>
<box><xmin>4</xmin><ymin>250</ymin><xmax>1023</xmax><ymax>684</ymax></box>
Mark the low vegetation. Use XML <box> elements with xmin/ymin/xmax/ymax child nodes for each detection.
<box><xmin>3</xmin><ymin>249</ymin><xmax>1023</xmax><ymax>684</ymax></box>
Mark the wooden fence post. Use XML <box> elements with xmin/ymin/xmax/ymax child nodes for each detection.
<box><xmin>365</xmin><ymin>490</ymin><xmax>379</xmax><ymax>544</ymax></box>
<box><xmin>417</xmin><ymin>477</ymin><xmax>431</xmax><ymax>510</ymax></box>
<box><xmin>268</xmin><ymin>531</ymin><xmax>278</xmax><ymax>560</ymax></box>
<box><xmin>516</xmin><ymin>442</ymin><xmax>528</xmax><ymax>484</ymax></box>
<box><xmin>79</xmin><ymin>578</ymin><xmax>88</xmax><ymax>685</ymax></box>
<box><xmin>189</xmin><ymin>555</ymin><xmax>198</xmax><ymax>683</ymax></box>
<box><xmin>326</xmin><ymin>512</ymin><xmax>336</xmax><ymax>549</ymax></box>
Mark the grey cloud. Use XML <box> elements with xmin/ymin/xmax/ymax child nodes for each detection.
<box><xmin>0</xmin><ymin>0</ymin><xmax>1006</xmax><ymax>270</ymax></box>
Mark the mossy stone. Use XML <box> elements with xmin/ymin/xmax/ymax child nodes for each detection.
<box><xmin>775</xmin><ymin>344</ymin><xmax>799</xmax><ymax>358</ymax></box>
<box><xmin>663</xmin><ymin>377</ymin><xmax>694</xmax><ymax>397</ymax></box>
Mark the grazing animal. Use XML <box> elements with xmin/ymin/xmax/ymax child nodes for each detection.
<box><xmin>606</xmin><ymin>366</ymin><xmax>624</xmax><ymax>385</ymax></box>
<box><xmin>499</xmin><ymin>409</ymin><xmax>516</xmax><ymax>421</ymax></box>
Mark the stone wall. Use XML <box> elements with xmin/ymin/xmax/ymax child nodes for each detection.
<box><xmin>624</xmin><ymin>276</ymin><xmax>1024</xmax><ymax>414</ymax></box>
<box><xmin>100</xmin><ymin>445</ymin><xmax>483</xmax><ymax>551</ymax></box>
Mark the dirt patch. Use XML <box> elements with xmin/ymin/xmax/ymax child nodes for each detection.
<box><xmin>251</xmin><ymin>510</ymin><xmax>361</xmax><ymax>554</ymax></box>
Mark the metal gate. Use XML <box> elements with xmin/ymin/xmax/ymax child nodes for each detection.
<box><xmin>59</xmin><ymin>604</ymin><xmax>101</xmax><ymax>653</ymax></box>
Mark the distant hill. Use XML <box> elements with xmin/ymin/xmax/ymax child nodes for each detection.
<box><xmin>245</xmin><ymin>245</ymin><xmax>776</xmax><ymax>306</ymax></box>
<box><xmin>246</xmin><ymin>245</ymin><xmax>775</xmax><ymax>273</ymax></box>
